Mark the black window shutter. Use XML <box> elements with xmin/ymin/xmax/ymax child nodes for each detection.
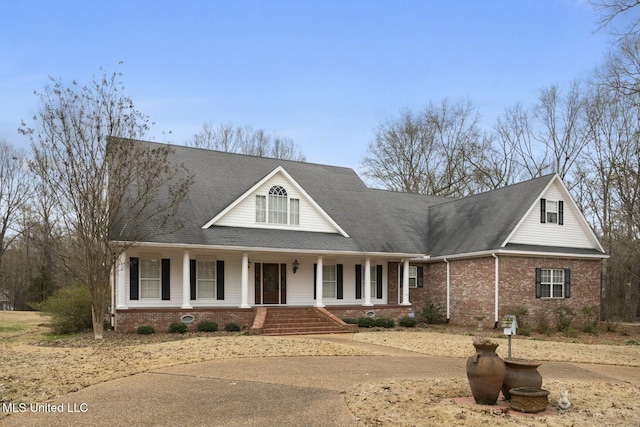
<box><xmin>254</xmin><ymin>263</ymin><xmax>261</xmax><ymax>305</ymax></box>
<box><xmin>564</xmin><ymin>268</ymin><xmax>571</xmax><ymax>298</ymax></box>
<box><xmin>535</xmin><ymin>268</ymin><xmax>542</xmax><ymax>298</ymax></box>
<box><xmin>280</xmin><ymin>263</ymin><xmax>287</xmax><ymax>305</ymax></box>
<box><xmin>558</xmin><ymin>201</ymin><xmax>564</xmax><ymax>225</ymax></box>
<box><xmin>313</xmin><ymin>263</ymin><xmax>317</xmax><ymax>299</ymax></box>
<box><xmin>355</xmin><ymin>264</ymin><xmax>362</xmax><ymax>299</ymax></box>
<box><xmin>336</xmin><ymin>264</ymin><xmax>343</xmax><ymax>299</ymax></box>
<box><xmin>216</xmin><ymin>260</ymin><xmax>225</xmax><ymax>300</ymax></box>
<box><xmin>190</xmin><ymin>260</ymin><xmax>196</xmax><ymax>300</ymax></box>
<box><xmin>161</xmin><ymin>259</ymin><xmax>171</xmax><ymax>300</ymax></box>
<box><xmin>417</xmin><ymin>266</ymin><xmax>424</xmax><ymax>288</ymax></box>
<box><xmin>129</xmin><ymin>257</ymin><xmax>139</xmax><ymax>300</ymax></box>
<box><xmin>399</xmin><ymin>263</ymin><xmax>403</xmax><ymax>288</ymax></box>
<box><xmin>540</xmin><ymin>199</ymin><xmax>546</xmax><ymax>223</ymax></box>
<box><xmin>376</xmin><ymin>265</ymin><xmax>383</xmax><ymax>299</ymax></box>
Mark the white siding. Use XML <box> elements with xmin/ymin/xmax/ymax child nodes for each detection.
<box><xmin>508</xmin><ymin>181</ymin><xmax>598</xmax><ymax>249</ymax></box>
<box><xmin>214</xmin><ymin>173</ymin><xmax>339</xmax><ymax>233</ymax></box>
<box><xmin>124</xmin><ymin>249</ymin><xmax>242</xmax><ymax>308</ymax></box>
<box><xmin>119</xmin><ymin>250</ymin><xmax>388</xmax><ymax>308</ymax></box>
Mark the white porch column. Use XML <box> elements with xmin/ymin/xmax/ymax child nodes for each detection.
<box><xmin>181</xmin><ymin>250</ymin><xmax>192</xmax><ymax>309</ymax></box>
<box><xmin>117</xmin><ymin>251</ymin><xmax>128</xmax><ymax>309</ymax></box>
<box><xmin>401</xmin><ymin>259</ymin><xmax>411</xmax><ymax>305</ymax></box>
<box><xmin>363</xmin><ymin>257</ymin><xmax>373</xmax><ymax>306</ymax></box>
<box><xmin>314</xmin><ymin>256</ymin><xmax>324</xmax><ymax>307</ymax></box>
<box><xmin>240</xmin><ymin>253</ymin><xmax>250</xmax><ymax>308</ymax></box>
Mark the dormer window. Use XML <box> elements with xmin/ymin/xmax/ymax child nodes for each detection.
<box><xmin>256</xmin><ymin>185</ymin><xmax>300</xmax><ymax>225</ymax></box>
<box><xmin>269</xmin><ymin>185</ymin><xmax>288</xmax><ymax>224</ymax></box>
<box><xmin>546</xmin><ymin>201</ymin><xmax>558</xmax><ymax>223</ymax></box>
<box><xmin>540</xmin><ymin>198</ymin><xmax>564</xmax><ymax>225</ymax></box>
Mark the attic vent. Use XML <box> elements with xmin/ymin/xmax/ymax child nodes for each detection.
<box><xmin>181</xmin><ymin>314</ymin><xmax>195</xmax><ymax>324</ymax></box>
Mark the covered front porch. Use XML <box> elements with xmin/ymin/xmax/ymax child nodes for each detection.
<box><xmin>111</xmin><ymin>245</ymin><xmax>424</xmax><ymax>333</ymax></box>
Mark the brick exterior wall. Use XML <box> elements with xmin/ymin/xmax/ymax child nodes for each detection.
<box><xmin>387</xmin><ymin>262</ymin><xmax>399</xmax><ymax>304</ymax></box>
<box><xmin>421</xmin><ymin>262</ymin><xmax>446</xmax><ymax>310</ymax></box>
<box><xmin>498</xmin><ymin>256</ymin><xmax>601</xmax><ymax>326</ymax></box>
<box><xmin>115</xmin><ymin>308</ymin><xmax>255</xmax><ymax>333</ymax></box>
<box><xmin>410</xmin><ymin>256</ymin><xmax>602</xmax><ymax>327</ymax></box>
<box><xmin>327</xmin><ymin>305</ymin><xmax>413</xmax><ymax>322</ymax></box>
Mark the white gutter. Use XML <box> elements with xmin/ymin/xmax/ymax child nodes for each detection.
<box><xmin>113</xmin><ymin>240</ymin><xmax>424</xmax><ymax>259</ymax></box>
<box><xmin>492</xmin><ymin>253</ymin><xmax>499</xmax><ymax>329</ymax></box>
<box><xmin>428</xmin><ymin>248</ymin><xmax>608</xmax><ymax>261</ymax></box>
<box><xmin>444</xmin><ymin>258</ymin><xmax>450</xmax><ymax>322</ymax></box>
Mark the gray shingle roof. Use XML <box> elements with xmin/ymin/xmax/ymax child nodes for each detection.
<box><xmin>425</xmin><ymin>175</ymin><xmax>555</xmax><ymax>256</ymax></box>
<box><xmin>111</xmin><ymin>139</ymin><xmax>604</xmax><ymax>258</ymax></box>
<box><xmin>112</xmin><ymin>139</ymin><xmax>448</xmax><ymax>255</ymax></box>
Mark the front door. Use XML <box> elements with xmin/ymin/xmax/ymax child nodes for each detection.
<box><xmin>255</xmin><ymin>263</ymin><xmax>287</xmax><ymax>304</ymax></box>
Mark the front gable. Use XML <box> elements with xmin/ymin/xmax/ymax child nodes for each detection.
<box><xmin>202</xmin><ymin>166</ymin><xmax>349</xmax><ymax>237</ymax></box>
<box><xmin>504</xmin><ymin>175</ymin><xmax>604</xmax><ymax>252</ymax></box>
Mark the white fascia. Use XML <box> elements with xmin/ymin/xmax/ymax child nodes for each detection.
<box><xmin>500</xmin><ymin>174</ymin><xmax>605</xmax><ymax>253</ymax></box>
<box><xmin>201</xmin><ymin>165</ymin><xmax>349</xmax><ymax>237</ymax></box>
<box><xmin>427</xmin><ymin>248</ymin><xmax>609</xmax><ymax>262</ymax></box>
<box><xmin>115</xmin><ymin>240</ymin><xmax>424</xmax><ymax>259</ymax></box>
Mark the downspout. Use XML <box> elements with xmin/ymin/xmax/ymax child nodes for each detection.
<box><xmin>110</xmin><ymin>264</ymin><xmax>116</xmax><ymax>330</ymax></box>
<box><xmin>444</xmin><ymin>258</ymin><xmax>450</xmax><ymax>322</ymax></box>
<box><xmin>492</xmin><ymin>253</ymin><xmax>499</xmax><ymax>329</ymax></box>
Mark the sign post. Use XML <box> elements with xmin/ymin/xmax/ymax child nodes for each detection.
<box><xmin>501</xmin><ymin>314</ymin><xmax>518</xmax><ymax>358</ymax></box>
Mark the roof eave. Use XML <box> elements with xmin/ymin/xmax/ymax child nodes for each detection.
<box><xmin>112</xmin><ymin>240</ymin><xmax>425</xmax><ymax>258</ymax></box>
<box><xmin>427</xmin><ymin>248</ymin><xmax>609</xmax><ymax>261</ymax></box>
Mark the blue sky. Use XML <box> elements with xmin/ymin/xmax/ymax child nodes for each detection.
<box><xmin>0</xmin><ymin>1</ymin><xmax>612</xmax><ymax>172</ymax></box>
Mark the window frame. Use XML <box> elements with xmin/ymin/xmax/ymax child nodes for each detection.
<box><xmin>289</xmin><ymin>198</ymin><xmax>300</xmax><ymax>225</ymax></box>
<box><xmin>408</xmin><ymin>266</ymin><xmax>418</xmax><ymax>288</ymax></box>
<box><xmin>196</xmin><ymin>260</ymin><xmax>216</xmax><ymax>299</ymax></box>
<box><xmin>322</xmin><ymin>264</ymin><xmax>337</xmax><ymax>298</ymax></box>
<box><xmin>255</xmin><ymin>195</ymin><xmax>266</xmax><ymax>223</ymax></box>
<box><xmin>541</xmin><ymin>198</ymin><xmax>564</xmax><ymax>225</ymax></box>
<box><xmin>541</xmin><ymin>268</ymin><xmax>564</xmax><ymax>298</ymax></box>
<box><xmin>139</xmin><ymin>258</ymin><xmax>161</xmax><ymax>299</ymax></box>
<box><xmin>255</xmin><ymin>185</ymin><xmax>300</xmax><ymax>226</ymax></box>
<box><xmin>268</xmin><ymin>185</ymin><xmax>288</xmax><ymax>224</ymax></box>
<box><xmin>546</xmin><ymin>200</ymin><xmax>558</xmax><ymax>224</ymax></box>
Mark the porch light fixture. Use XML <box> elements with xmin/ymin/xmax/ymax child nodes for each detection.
<box><xmin>292</xmin><ymin>259</ymin><xmax>299</xmax><ymax>274</ymax></box>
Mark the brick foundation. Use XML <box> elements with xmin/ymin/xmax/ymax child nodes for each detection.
<box><xmin>115</xmin><ymin>308</ymin><xmax>256</xmax><ymax>333</ymax></box>
<box><xmin>114</xmin><ymin>305</ymin><xmax>413</xmax><ymax>333</ymax></box>
<box><xmin>327</xmin><ymin>305</ymin><xmax>413</xmax><ymax>322</ymax></box>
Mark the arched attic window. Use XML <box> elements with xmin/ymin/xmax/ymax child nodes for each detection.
<box><xmin>269</xmin><ymin>185</ymin><xmax>288</xmax><ymax>224</ymax></box>
<box><xmin>255</xmin><ymin>185</ymin><xmax>300</xmax><ymax>225</ymax></box>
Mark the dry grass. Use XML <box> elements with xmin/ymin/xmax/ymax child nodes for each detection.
<box><xmin>1</xmin><ymin>311</ymin><xmax>639</xmax><ymax>426</ymax></box>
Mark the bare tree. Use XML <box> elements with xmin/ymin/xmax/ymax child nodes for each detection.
<box><xmin>535</xmin><ymin>83</ymin><xmax>592</xmax><ymax>181</ymax></box>
<box><xmin>188</xmin><ymin>122</ymin><xmax>241</xmax><ymax>152</ymax></box>
<box><xmin>576</xmin><ymin>79</ymin><xmax>640</xmax><ymax>320</ymax></box>
<box><xmin>592</xmin><ymin>0</ymin><xmax>640</xmax><ymax>35</ymax></box>
<box><xmin>0</xmin><ymin>140</ymin><xmax>33</xmax><ymax>273</ymax></box>
<box><xmin>493</xmin><ymin>103</ymin><xmax>549</xmax><ymax>180</ymax></box>
<box><xmin>598</xmin><ymin>34</ymin><xmax>640</xmax><ymax>102</ymax></box>
<box><xmin>592</xmin><ymin>1</ymin><xmax>640</xmax><ymax>101</ymax></box>
<box><xmin>362</xmin><ymin>99</ymin><xmax>485</xmax><ymax>197</ymax></box>
<box><xmin>187</xmin><ymin>123</ymin><xmax>306</xmax><ymax>161</ymax></box>
<box><xmin>20</xmin><ymin>68</ymin><xmax>192</xmax><ymax>339</ymax></box>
